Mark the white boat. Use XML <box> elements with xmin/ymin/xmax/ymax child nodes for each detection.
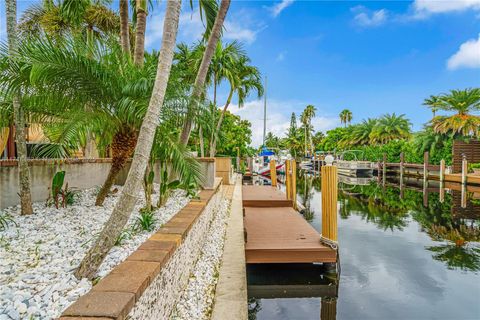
<box><xmin>253</xmin><ymin>147</ymin><xmax>285</xmax><ymax>176</ymax></box>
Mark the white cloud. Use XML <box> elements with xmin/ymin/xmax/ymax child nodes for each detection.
<box><xmin>269</xmin><ymin>0</ymin><xmax>295</xmax><ymax>18</ymax></box>
<box><xmin>447</xmin><ymin>33</ymin><xmax>480</xmax><ymax>70</ymax></box>
<box><xmin>414</xmin><ymin>0</ymin><xmax>480</xmax><ymax>15</ymax></box>
<box><xmin>146</xmin><ymin>7</ymin><xmax>263</xmax><ymax>47</ymax></box>
<box><xmin>223</xmin><ymin>20</ymin><xmax>258</xmax><ymax>44</ymax></box>
<box><xmin>351</xmin><ymin>6</ymin><xmax>388</xmax><ymax>27</ymax></box>
<box><xmin>229</xmin><ymin>99</ymin><xmax>338</xmax><ymax>147</ymax></box>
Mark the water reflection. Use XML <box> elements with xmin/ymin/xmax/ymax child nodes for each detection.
<box><xmin>248</xmin><ymin>264</ymin><xmax>338</xmax><ymax>320</ymax></box>
<box><xmin>337</xmin><ymin>175</ymin><xmax>480</xmax><ymax>272</ymax></box>
<box><xmin>248</xmin><ymin>171</ymin><xmax>480</xmax><ymax>319</ymax></box>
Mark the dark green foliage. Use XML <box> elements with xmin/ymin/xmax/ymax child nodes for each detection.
<box><xmin>114</xmin><ymin>228</ymin><xmax>134</xmax><ymax>246</ymax></box>
<box><xmin>51</xmin><ymin>170</ymin><xmax>65</xmax><ymax>199</ymax></box>
<box><xmin>157</xmin><ymin>166</ymin><xmax>181</xmax><ymax>207</ymax></box>
<box><xmin>134</xmin><ymin>209</ymin><xmax>157</xmax><ymax>232</ymax></box>
<box><xmin>0</xmin><ymin>213</ymin><xmax>17</xmax><ymax>231</ymax></box>
<box><xmin>47</xmin><ymin>170</ymin><xmax>77</xmax><ymax>208</ymax></box>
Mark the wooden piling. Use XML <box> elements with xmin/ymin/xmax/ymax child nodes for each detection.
<box><xmin>462</xmin><ymin>157</ymin><xmax>468</xmax><ymax>185</ymax></box>
<box><xmin>321</xmin><ymin>164</ymin><xmax>338</xmax><ymax>242</ymax></box>
<box><xmin>285</xmin><ymin>160</ymin><xmax>291</xmax><ymax>200</ymax></box>
<box><xmin>291</xmin><ymin>160</ymin><xmax>297</xmax><ymax>210</ymax></box>
<box><xmin>382</xmin><ymin>153</ymin><xmax>387</xmax><ymax>186</ymax></box>
<box><xmin>270</xmin><ymin>159</ymin><xmax>277</xmax><ymax>187</ymax></box>
<box><xmin>400</xmin><ymin>152</ymin><xmax>404</xmax><ymax>180</ymax></box>
<box><xmin>423</xmin><ymin>152</ymin><xmax>429</xmax><ymax>183</ymax></box>
<box><xmin>439</xmin><ymin>181</ymin><xmax>445</xmax><ymax>203</ymax></box>
<box><xmin>439</xmin><ymin>159</ymin><xmax>445</xmax><ymax>182</ymax></box>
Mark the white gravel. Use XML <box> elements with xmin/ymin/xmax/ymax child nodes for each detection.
<box><xmin>0</xmin><ymin>185</ymin><xmax>189</xmax><ymax>320</ymax></box>
<box><xmin>170</xmin><ymin>198</ymin><xmax>231</xmax><ymax>320</ymax></box>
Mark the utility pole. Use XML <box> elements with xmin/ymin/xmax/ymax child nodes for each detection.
<box><xmin>263</xmin><ymin>76</ymin><xmax>267</xmax><ymax>147</ymax></box>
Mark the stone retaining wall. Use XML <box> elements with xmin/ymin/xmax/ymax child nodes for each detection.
<box><xmin>60</xmin><ymin>178</ymin><xmax>223</xmax><ymax>320</ymax></box>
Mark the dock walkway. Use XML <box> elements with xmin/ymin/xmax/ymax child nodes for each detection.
<box><xmin>243</xmin><ymin>185</ymin><xmax>336</xmax><ymax>264</ymax></box>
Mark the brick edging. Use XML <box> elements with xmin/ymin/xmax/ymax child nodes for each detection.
<box><xmin>60</xmin><ymin>179</ymin><xmax>223</xmax><ymax>319</ymax></box>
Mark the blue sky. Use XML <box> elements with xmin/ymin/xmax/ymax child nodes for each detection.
<box><xmin>1</xmin><ymin>1</ymin><xmax>480</xmax><ymax>146</ymax></box>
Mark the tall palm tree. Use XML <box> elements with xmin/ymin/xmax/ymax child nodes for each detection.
<box><xmin>370</xmin><ymin>113</ymin><xmax>411</xmax><ymax>144</ymax></box>
<box><xmin>304</xmin><ymin>104</ymin><xmax>316</xmax><ymax>154</ymax></box>
<box><xmin>133</xmin><ymin>0</ymin><xmax>147</xmax><ymax>66</ymax></box>
<box><xmin>180</xmin><ymin>0</ymin><xmax>231</xmax><ymax>146</ymax></box>
<box><xmin>431</xmin><ymin>88</ymin><xmax>480</xmax><ymax>137</ymax></box>
<box><xmin>423</xmin><ymin>95</ymin><xmax>441</xmax><ymax>119</ymax></box>
<box><xmin>339</xmin><ymin>109</ymin><xmax>352</xmax><ymax>127</ymax></box>
<box><xmin>300</xmin><ymin>105</ymin><xmax>316</xmax><ymax>156</ymax></box>
<box><xmin>209</xmin><ymin>54</ymin><xmax>263</xmax><ymax>156</ymax></box>
<box><xmin>5</xmin><ymin>0</ymin><xmax>34</xmax><ymax>215</ymax></box>
<box><xmin>75</xmin><ymin>0</ymin><xmax>182</xmax><ymax>279</ymax></box>
<box><xmin>119</xmin><ymin>0</ymin><xmax>130</xmax><ymax>54</ymax></box>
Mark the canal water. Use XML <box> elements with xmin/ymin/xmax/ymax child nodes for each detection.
<box><xmin>247</xmin><ymin>171</ymin><xmax>480</xmax><ymax>320</ymax></box>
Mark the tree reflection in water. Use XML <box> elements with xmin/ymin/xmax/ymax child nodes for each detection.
<box><xmin>309</xmin><ymin>172</ymin><xmax>480</xmax><ymax>272</ymax></box>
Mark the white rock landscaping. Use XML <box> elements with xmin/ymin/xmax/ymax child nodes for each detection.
<box><xmin>170</xmin><ymin>198</ymin><xmax>231</xmax><ymax>320</ymax></box>
<box><xmin>0</xmin><ymin>185</ymin><xmax>189</xmax><ymax>320</ymax></box>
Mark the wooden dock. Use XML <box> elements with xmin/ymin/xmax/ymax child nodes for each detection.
<box><xmin>243</xmin><ymin>185</ymin><xmax>336</xmax><ymax>264</ymax></box>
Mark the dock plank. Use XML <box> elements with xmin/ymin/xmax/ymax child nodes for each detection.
<box><xmin>244</xmin><ymin>207</ymin><xmax>336</xmax><ymax>264</ymax></box>
<box><xmin>242</xmin><ymin>185</ymin><xmax>293</xmax><ymax>207</ymax></box>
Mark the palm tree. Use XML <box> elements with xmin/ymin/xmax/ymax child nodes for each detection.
<box><xmin>209</xmin><ymin>54</ymin><xmax>263</xmax><ymax>157</ymax></box>
<box><xmin>423</xmin><ymin>95</ymin><xmax>441</xmax><ymax>119</ymax></box>
<box><xmin>4</xmin><ymin>38</ymin><xmax>146</xmax><ymax>205</ymax></box>
<box><xmin>75</xmin><ymin>0</ymin><xmax>182</xmax><ymax>279</ymax></box>
<box><xmin>430</xmin><ymin>88</ymin><xmax>480</xmax><ymax>137</ymax></box>
<box><xmin>19</xmin><ymin>0</ymin><xmax>121</xmax><ymax>159</ymax></box>
<box><xmin>370</xmin><ymin>113</ymin><xmax>411</xmax><ymax>144</ymax></box>
<box><xmin>304</xmin><ymin>104</ymin><xmax>316</xmax><ymax>154</ymax></box>
<box><xmin>133</xmin><ymin>0</ymin><xmax>147</xmax><ymax>66</ymax></box>
<box><xmin>19</xmin><ymin>0</ymin><xmax>119</xmax><ymax>40</ymax></box>
<box><xmin>300</xmin><ymin>105</ymin><xmax>316</xmax><ymax>156</ymax></box>
<box><xmin>119</xmin><ymin>0</ymin><xmax>130</xmax><ymax>54</ymax></box>
<box><xmin>350</xmin><ymin>118</ymin><xmax>377</xmax><ymax>146</ymax></box>
<box><xmin>179</xmin><ymin>0</ymin><xmax>231</xmax><ymax>145</ymax></box>
<box><xmin>5</xmin><ymin>0</ymin><xmax>33</xmax><ymax>215</ymax></box>
<box><xmin>339</xmin><ymin>109</ymin><xmax>352</xmax><ymax>127</ymax></box>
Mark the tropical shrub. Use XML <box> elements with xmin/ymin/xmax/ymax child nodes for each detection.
<box><xmin>134</xmin><ymin>209</ymin><xmax>157</xmax><ymax>232</ymax></box>
<box><xmin>0</xmin><ymin>212</ymin><xmax>16</xmax><ymax>231</ymax></box>
<box><xmin>47</xmin><ymin>171</ymin><xmax>77</xmax><ymax>208</ymax></box>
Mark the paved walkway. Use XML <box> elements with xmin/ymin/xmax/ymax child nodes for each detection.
<box><xmin>211</xmin><ymin>175</ymin><xmax>247</xmax><ymax>320</ymax></box>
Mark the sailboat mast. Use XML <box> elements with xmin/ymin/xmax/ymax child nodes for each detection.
<box><xmin>263</xmin><ymin>76</ymin><xmax>267</xmax><ymax>147</ymax></box>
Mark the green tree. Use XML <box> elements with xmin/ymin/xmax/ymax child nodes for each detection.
<box><xmin>423</xmin><ymin>95</ymin><xmax>442</xmax><ymax>119</ymax></box>
<box><xmin>215</xmin><ymin>110</ymin><xmax>252</xmax><ymax>157</ymax></box>
<box><xmin>209</xmin><ymin>51</ymin><xmax>263</xmax><ymax>156</ymax></box>
<box><xmin>5</xmin><ymin>0</ymin><xmax>34</xmax><ymax>215</ymax></box>
<box><xmin>430</xmin><ymin>88</ymin><xmax>480</xmax><ymax>137</ymax></box>
<box><xmin>75</xmin><ymin>0</ymin><xmax>182</xmax><ymax>279</ymax></box>
<box><xmin>339</xmin><ymin>109</ymin><xmax>352</xmax><ymax>127</ymax></box>
<box><xmin>179</xmin><ymin>0</ymin><xmax>232</xmax><ymax>145</ymax></box>
<box><xmin>370</xmin><ymin>113</ymin><xmax>411</xmax><ymax>144</ymax></box>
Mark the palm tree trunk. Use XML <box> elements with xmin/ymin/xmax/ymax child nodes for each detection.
<box><xmin>133</xmin><ymin>0</ymin><xmax>147</xmax><ymax>67</ymax></box>
<box><xmin>75</xmin><ymin>0</ymin><xmax>181</xmax><ymax>280</ymax></box>
<box><xmin>209</xmin><ymin>89</ymin><xmax>233</xmax><ymax>157</ymax></box>
<box><xmin>95</xmin><ymin>128</ymin><xmax>137</xmax><ymax>206</ymax></box>
<box><xmin>199</xmin><ymin>126</ymin><xmax>205</xmax><ymax>157</ymax></box>
<box><xmin>6</xmin><ymin>0</ymin><xmax>33</xmax><ymax>215</ymax></box>
<box><xmin>179</xmin><ymin>0</ymin><xmax>231</xmax><ymax>145</ymax></box>
<box><xmin>119</xmin><ymin>0</ymin><xmax>130</xmax><ymax>54</ymax></box>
